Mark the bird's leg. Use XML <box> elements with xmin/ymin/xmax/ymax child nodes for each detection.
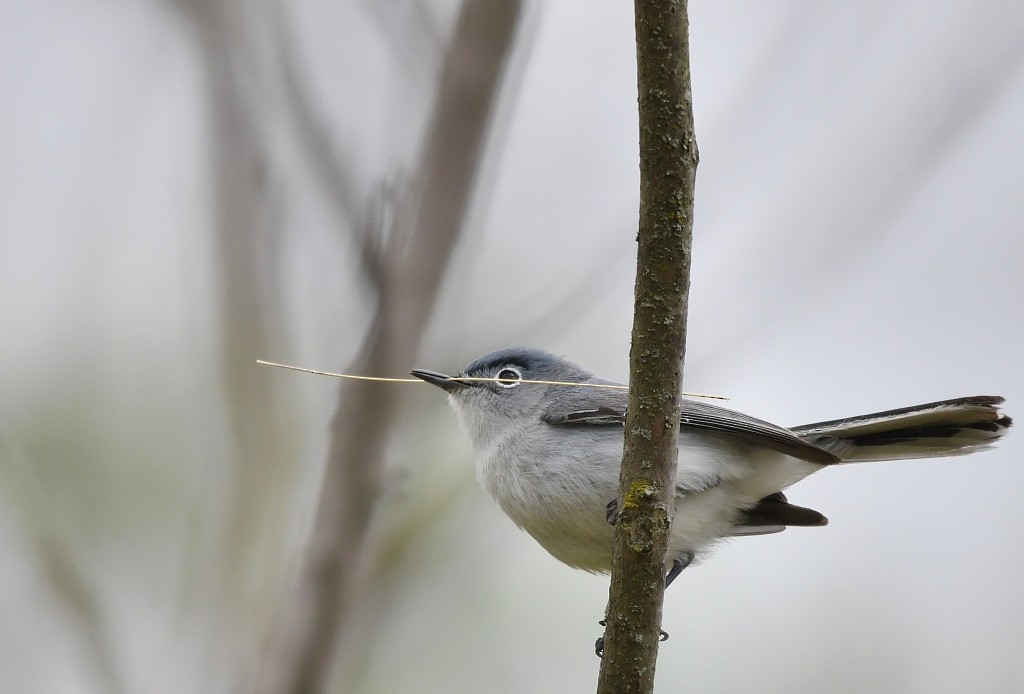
<box><xmin>594</xmin><ymin>552</ymin><xmax>695</xmax><ymax>657</ymax></box>
<box><xmin>665</xmin><ymin>551</ymin><xmax>694</xmax><ymax>589</ymax></box>
<box><xmin>596</xmin><ymin>498</ymin><xmax>618</xmax><ymax>655</ymax></box>
<box><xmin>605</xmin><ymin>498</ymin><xmax>619</xmax><ymax>525</ymax></box>
<box><xmin>652</xmin><ymin>551</ymin><xmax>695</xmax><ymax>648</ymax></box>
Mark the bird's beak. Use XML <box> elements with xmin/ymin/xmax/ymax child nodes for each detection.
<box><xmin>410</xmin><ymin>369</ymin><xmax>472</xmax><ymax>393</ymax></box>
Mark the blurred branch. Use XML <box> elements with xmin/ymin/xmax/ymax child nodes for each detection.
<box><xmin>168</xmin><ymin>0</ymin><xmax>292</xmax><ymax>685</ymax></box>
<box><xmin>0</xmin><ymin>428</ymin><xmax>125</xmax><ymax>694</ymax></box>
<box><xmin>363</xmin><ymin>0</ymin><xmax>445</xmax><ymax>83</ymax></box>
<box><xmin>253</xmin><ymin>1</ymin><xmax>524</xmax><ymax>692</ymax></box>
<box><xmin>272</xmin><ymin>5</ymin><xmax>366</xmax><ymax>234</ymax></box>
<box><xmin>597</xmin><ymin>0</ymin><xmax>697</xmax><ymax>691</ymax></box>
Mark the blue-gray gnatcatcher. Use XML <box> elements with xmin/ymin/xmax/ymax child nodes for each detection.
<box><xmin>411</xmin><ymin>347</ymin><xmax>1012</xmax><ymax>585</ymax></box>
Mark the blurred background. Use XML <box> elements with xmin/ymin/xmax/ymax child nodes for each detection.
<box><xmin>2</xmin><ymin>0</ymin><xmax>1023</xmax><ymax>692</ymax></box>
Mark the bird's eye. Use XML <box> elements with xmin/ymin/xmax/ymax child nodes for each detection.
<box><xmin>495</xmin><ymin>367</ymin><xmax>522</xmax><ymax>388</ymax></box>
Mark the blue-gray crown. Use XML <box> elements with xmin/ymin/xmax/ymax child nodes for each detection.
<box><xmin>462</xmin><ymin>347</ymin><xmax>593</xmax><ymax>381</ymax></box>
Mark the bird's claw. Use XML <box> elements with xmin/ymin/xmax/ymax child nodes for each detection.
<box><xmin>594</xmin><ymin>621</ymin><xmax>669</xmax><ymax>657</ymax></box>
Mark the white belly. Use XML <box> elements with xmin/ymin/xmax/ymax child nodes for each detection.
<box><xmin>476</xmin><ymin>425</ymin><xmax>822</xmax><ymax>573</ymax></box>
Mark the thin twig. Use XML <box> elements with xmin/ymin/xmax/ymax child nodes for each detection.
<box><xmin>597</xmin><ymin>0</ymin><xmax>698</xmax><ymax>691</ymax></box>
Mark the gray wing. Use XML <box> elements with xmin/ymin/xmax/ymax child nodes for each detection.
<box><xmin>542</xmin><ymin>389</ymin><xmax>839</xmax><ymax>465</ymax></box>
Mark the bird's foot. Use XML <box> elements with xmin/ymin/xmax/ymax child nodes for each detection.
<box><xmin>594</xmin><ymin>620</ymin><xmax>669</xmax><ymax>657</ymax></box>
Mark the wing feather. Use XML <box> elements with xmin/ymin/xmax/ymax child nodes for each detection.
<box><xmin>542</xmin><ymin>391</ymin><xmax>838</xmax><ymax>465</ymax></box>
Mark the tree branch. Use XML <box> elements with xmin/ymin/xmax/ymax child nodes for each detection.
<box><xmin>253</xmin><ymin>2</ymin><xmax>523</xmax><ymax>692</ymax></box>
<box><xmin>596</xmin><ymin>1</ymin><xmax>697</xmax><ymax>692</ymax></box>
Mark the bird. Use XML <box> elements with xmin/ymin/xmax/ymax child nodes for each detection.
<box><xmin>411</xmin><ymin>347</ymin><xmax>1011</xmax><ymax>592</ymax></box>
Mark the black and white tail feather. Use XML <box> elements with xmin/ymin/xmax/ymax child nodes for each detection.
<box><xmin>735</xmin><ymin>396</ymin><xmax>1012</xmax><ymax>535</ymax></box>
<box><xmin>790</xmin><ymin>395</ymin><xmax>1012</xmax><ymax>462</ymax></box>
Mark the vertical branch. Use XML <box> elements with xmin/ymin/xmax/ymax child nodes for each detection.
<box><xmin>253</xmin><ymin>2</ymin><xmax>523</xmax><ymax>692</ymax></box>
<box><xmin>0</xmin><ymin>431</ymin><xmax>125</xmax><ymax>694</ymax></box>
<box><xmin>597</xmin><ymin>1</ymin><xmax>697</xmax><ymax>693</ymax></box>
<box><xmin>202</xmin><ymin>30</ymin><xmax>288</xmax><ymax>590</ymax></box>
<box><xmin>170</xmin><ymin>1</ymin><xmax>292</xmax><ymax>682</ymax></box>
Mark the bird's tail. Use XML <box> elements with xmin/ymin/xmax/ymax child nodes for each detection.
<box><xmin>790</xmin><ymin>396</ymin><xmax>1012</xmax><ymax>463</ymax></box>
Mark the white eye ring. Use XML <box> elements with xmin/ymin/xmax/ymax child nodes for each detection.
<box><xmin>495</xmin><ymin>366</ymin><xmax>523</xmax><ymax>389</ymax></box>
